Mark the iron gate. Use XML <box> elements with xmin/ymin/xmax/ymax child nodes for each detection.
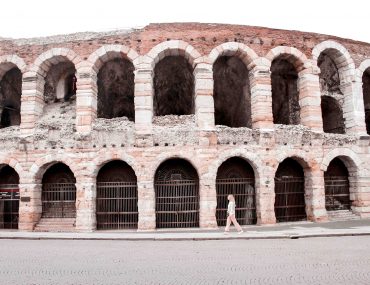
<box><xmin>216</xmin><ymin>178</ymin><xmax>256</xmax><ymax>226</ymax></box>
<box><xmin>325</xmin><ymin>176</ymin><xmax>350</xmax><ymax>211</ymax></box>
<box><xmin>42</xmin><ymin>183</ymin><xmax>76</xmax><ymax>218</ymax></box>
<box><xmin>155</xmin><ymin>179</ymin><xmax>199</xmax><ymax>228</ymax></box>
<box><xmin>274</xmin><ymin>177</ymin><xmax>306</xmax><ymax>222</ymax></box>
<box><xmin>96</xmin><ymin>182</ymin><xmax>138</xmax><ymax>230</ymax></box>
<box><xmin>0</xmin><ymin>184</ymin><xmax>19</xmax><ymax>229</ymax></box>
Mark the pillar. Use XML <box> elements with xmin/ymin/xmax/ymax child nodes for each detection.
<box><xmin>137</xmin><ymin>180</ymin><xmax>156</xmax><ymax>231</ymax></box>
<box><xmin>298</xmin><ymin>63</ymin><xmax>323</xmax><ymax>132</ymax></box>
<box><xmin>75</xmin><ymin>179</ymin><xmax>96</xmax><ymax>232</ymax></box>
<box><xmin>250</xmin><ymin>60</ymin><xmax>274</xmax><ymax>130</ymax></box>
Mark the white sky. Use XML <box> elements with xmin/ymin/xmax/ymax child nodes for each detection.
<box><xmin>1</xmin><ymin>0</ymin><xmax>369</xmax><ymax>43</ymax></box>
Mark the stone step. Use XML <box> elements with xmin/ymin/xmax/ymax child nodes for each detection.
<box><xmin>328</xmin><ymin>210</ymin><xmax>360</xmax><ymax>221</ymax></box>
<box><xmin>34</xmin><ymin>218</ymin><xmax>76</xmax><ymax>232</ymax></box>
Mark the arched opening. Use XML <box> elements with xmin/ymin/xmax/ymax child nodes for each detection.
<box><xmin>44</xmin><ymin>61</ymin><xmax>76</xmax><ymax>103</ymax></box>
<box><xmin>0</xmin><ymin>165</ymin><xmax>19</xmax><ymax>229</ymax></box>
<box><xmin>97</xmin><ymin>58</ymin><xmax>135</xmax><ymax>120</ymax></box>
<box><xmin>154</xmin><ymin>158</ymin><xmax>199</xmax><ymax>228</ymax></box>
<box><xmin>96</xmin><ymin>160</ymin><xmax>138</xmax><ymax>230</ymax></box>
<box><xmin>271</xmin><ymin>56</ymin><xmax>300</xmax><ymax>125</ymax></box>
<box><xmin>216</xmin><ymin>157</ymin><xmax>256</xmax><ymax>226</ymax></box>
<box><xmin>41</xmin><ymin>163</ymin><xmax>76</xmax><ymax>219</ymax></box>
<box><xmin>213</xmin><ymin>56</ymin><xmax>251</xmax><ymax>127</ymax></box>
<box><xmin>0</xmin><ymin>67</ymin><xmax>22</xmax><ymax>128</ymax></box>
<box><xmin>324</xmin><ymin>158</ymin><xmax>350</xmax><ymax>211</ymax></box>
<box><xmin>274</xmin><ymin>158</ymin><xmax>306</xmax><ymax>222</ymax></box>
<box><xmin>321</xmin><ymin>96</ymin><xmax>345</xmax><ymax>134</ymax></box>
<box><xmin>362</xmin><ymin>68</ymin><xmax>370</xmax><ymax>134</ymax></box>
<box><xmin>154</xmin><ymin>56</ymin><xmax>194</xmax><ymax>116</ymax></box>
<box><xmin>318</xmin><ymin>52</ymin><xmax>345</xmax><ymax>134</ymax></box>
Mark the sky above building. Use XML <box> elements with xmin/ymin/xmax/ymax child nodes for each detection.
<box><xmin>1</xmin><ymin>0</ymin><xmax>369</xmax><ymax>43</ymax></box>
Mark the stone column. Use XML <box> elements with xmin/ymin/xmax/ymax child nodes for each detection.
<box><xmin>250</xmin><ymin>60</ymin><xmax>274</xmax><ymax>130</ymax></box>
<box><xmin>20</xmin><ymin>73</ymin><xmax>45</xmax><ymax>135</ymax></box>
<box><xmin>256</xmin><ymin>163</ymin><xmax>276</xmax><ymax>225</ymax></box>
<box><xmin>199</xmin><ymin>177</ymin><xmax>218</xmax><ymax>229</ymax></box>
<box><xmin>134</xmin><ymin>64</ymin><xmax>154</xmax><ymax>147</ymax></box>
<box><xmin>76</xmin><ymin>69</ymin><xmax>97</xmax><ymax>134</ymax></box>
<box><xmin>305</xmin><ymin>168</ymin><xmax>328</xmax><ymax>222</ymax></box>
<box><xmin>18</xmin><ymin>182</ymin><xmax>42</xmax><ymax>231</ymax></box>
<box><xmin>298</xmin><ymin>64</ymin><xmax>323</xmax><ymax>132</ymax></box>
<box><xmin>343</xmin><ymin>79</ymin><xmax>367</xmax><ymax>135</ymax></box>
<box><xmin>194</xmin><ymin>63</ymin><xmax>217</xmax><ymax>146</ymax></box>
<box><xmin>351</xmin><ymin>176</ymin><xmax>370</xmax><ymax>218</ymax></box>
<box><xmin>75</xmin><ymin>179</ymin><xmax>96</xmax><ymax>232</ymax></box>
<box><xmin>137</xmin><ymin>180</ymin><xmax>156</xmax><ymax>231</ymax></box>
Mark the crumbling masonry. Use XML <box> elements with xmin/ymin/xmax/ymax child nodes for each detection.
<box><xmin>0</xmin><ymin>23</ymin><xmax>370</xmax><ymax>232</ymax></box>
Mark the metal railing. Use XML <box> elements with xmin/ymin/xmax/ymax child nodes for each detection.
<box><xmin>0</xmin><ymin>184</ymin><xmax>19</xmax><ymax>229</ymax></box>
<box><xmin>42</xmin><ymin>183</ymin><xmax>76</xmax><ymax>218</ymax></box>
<box><xmin>274</xmin><ymin>177</ymin><xmax>306</xmax><ymax>222</ymax></box>
<box><xmin>216</xmin><ymin>178</ymin><xmax>256</xmax><ymax>226</ymax></box>
<box><xmin>96</xmin><ymin>182</ymin><xmax>138</xmax><ymax>230</ymax></box>
<box><xmin>325</xmin><ymin>176</ymin><xmax>350</xmax><ymax>211</ymax></box>
<box><xmin>155</xmin><ymin>179</ymin><xmax>199</xmax><ymax>228</ymax></box>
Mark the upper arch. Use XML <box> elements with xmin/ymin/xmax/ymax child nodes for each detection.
<box><xmin>146</xmin><ymin>40</ymin><xmax>202</xmax><ymax>69</ymax></box>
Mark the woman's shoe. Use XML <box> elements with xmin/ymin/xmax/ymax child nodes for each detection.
<box><xmin>238</xmin><ymin>230</ymin><xmax>244</xmax><ymax>235</ymax></box>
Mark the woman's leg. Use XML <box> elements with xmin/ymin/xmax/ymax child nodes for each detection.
<box><xmin>230</xmin><ymin>215</ymin><xmax>243</xmax><ymax>232</ymax></box>
<box><xmin>225</xmin><ymin>216</ymin><xmax>232</xmax><ymax>232</ymax></box>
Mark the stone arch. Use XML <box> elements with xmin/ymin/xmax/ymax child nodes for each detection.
<box><xmin>209</xmin><ymin>43</ymin><xmax>258</xmax><ymax>128</ymax></box>
<box><xmin>357</xmin><ymin>59</ymin><xmax>370</xmax><ymax>134</ymax></box>
<box><xmin>30</xmin><ymin>48</ymin><xmax>82</xmax><ymax>78</ymax></box>
<box><xmin>321</xmin><ymin>148</ymin><xmax>361</xmax><ymax>174</ymax></box>
<box><xmin>0</xmin><ymin>55</ymin><xmax>25</xmax><ymax>128</ymax></box>
<box><xmin>0</xmin><ymin>154</ymin><xmax>24</xmax><ymax>182</ymax></box>
<box><xmin>208</xmin><ymin>42</ymin><xmax>259</xmax><ymax>68</ymax></box>
<box><xmin>274</xmin><ymin>150</ymin><xmax>314</xmax><ymax>175</ymax></box>
<box><xmin>87</xmin><ymin>45</ymin><xmax>139</xmax><ymax>75</ymax></box>
<box><xmin>30</xmin><ymin>155</ymin><xmax>80</xmax><ymax>184</ymax></box>
<box><xmin>150</xmin><ymin>153</ymin><xmax>200</xmax><ymax>183</ymax></box>
<box><xmin>312</xmin><ymin>40</ymin><xmax>355</xmax><ymax>84</ymax></box>
<box><xmin>266</xmin><ymin>46</ymin><xmax>311</xmax><ymax>126</ymax></box>
<box><xmin>207</xmin><ymin>150</ymin><xmax>263</xmax><ymax>183</ymax></box>
<box><xmin>0</xmin><ymin>55</ymin><xmax>26</xmax><ymax>80</ymax></box>
<box><xmin>357</xmin><ymin>59</ymin><xmax>370</xmax><ymax>82</ymax></box>
<box><xmin>86</xmin><ymin>45</ymin><xmax>139</xmax><ymax>120</ymax></box>
<box><xmin>91</xmin><ymin>150</ymin><xmax>139</xmax><ymax>181</ymax></box>
<box><xmin>265</xmin><ymin>46</ymin><xmax>309</xmax><ymax>72</ymax></box>
<box><xmin>146</xmin><ymin>40</ymin><xmax>201</xmax><ymax>69</ymax></box>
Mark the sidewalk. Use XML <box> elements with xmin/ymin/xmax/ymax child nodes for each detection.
<box><xmin>1</xmin><ymin>219</ymin><xmax>370</xmax><ymax>241</ymax></box>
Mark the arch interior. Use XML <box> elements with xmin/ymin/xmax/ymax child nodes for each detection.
<box><xmin>154</xmin><ymin>159</ymin><xmax>199</xmax><ymax>229</ymax></box>
<box><xmin>216</xmin><ymin>157</ymin><xmax>256</xmax><ymax>226</ymax></box>
<box><xmin>96</xmin><ymin>160</ymin><xmax>138</xmax><ymax>230</ymax></box>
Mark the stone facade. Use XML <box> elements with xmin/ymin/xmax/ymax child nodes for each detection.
<box><xmin>0</xmin><ymin>23</ymin><xmax>370</xmax><ymax>232</ymax></box>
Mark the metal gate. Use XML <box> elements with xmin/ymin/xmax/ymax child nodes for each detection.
<box><xmin>216</xmin><ymin>178</ymin><xmax>256</xmax><ymax>226</ymax></box>
<box><xmin>96</xmin><ymin>182</ymin><xmax>138</xmax><ymax>230</ymax></box>
<box><xmin>274</xmin><ymin>177</ymin><xmax>306</xmax><ymax>222</ymax></box>
<box><xmin>0</xmin><ymin>184</ymin><xmax>19</xmax><ymax>229</ymax></box>
<box><xmin>155</xmin><ymin>179</ymin><xmax>199</xmax><ymax>228</ymax></box>
<box><xmin>42</xmin><ymin>183</ymin><xmax>76</xmax><ymax>218</ymax></box>
<box><xmin>325</xmin><ymin>176</ymin><xmax>350</xmax><ymax>211</ymax></box>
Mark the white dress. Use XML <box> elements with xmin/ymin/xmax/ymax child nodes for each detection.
<box><xmin>227</xmin><ymin>201</ymin><xmax>236</xmax><ymax>216</ymax></box>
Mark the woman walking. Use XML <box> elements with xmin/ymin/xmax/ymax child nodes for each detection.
<box><xmin>224</xmin><ymin>194</ymin><xmax>244</xmax><ymax>234</ymax></box>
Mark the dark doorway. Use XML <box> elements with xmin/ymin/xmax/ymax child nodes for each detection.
<box><xmin>0</xmin><ymin>165</ymin><xmax>19</xmax><ymax>229</ymax></box>
<box><xmin>324</xmin><ymin>158</ymin><xmax>350</xmax><ymax>211</ymax></box>
<box><xmin>42</xmin><ymin>163</ymin><xmax>76</xmax><ymax>218</ymax></box>
<box><xmin>274</xmin><ymin>158</ymin><xmax>306</xmax><ymax>222</ymax></box>
<box><xmin>216</xmin><ymin>157</ymin><xmax>256</xmax><ymax>226</ymax></box>
<box><xmin>154</xmin><ymin>159</ymin><xmax>199</xmax><ymax>228</ymax></box>
<box><xmin>96</xmin><ymin>160</ymin><xmax>138</xmax><ymax>230</ymax></box>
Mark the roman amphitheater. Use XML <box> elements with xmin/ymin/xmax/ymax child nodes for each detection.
<box><xmin>0</xmin><ymin>23</ymin><xmax>369</xmax><ymax>232</ymax></box>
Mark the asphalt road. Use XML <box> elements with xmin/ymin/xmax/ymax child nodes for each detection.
<box><xmin>0</xmin><ymin>236</ymin><xmax>369</xmax><ymax>284</ymax></box>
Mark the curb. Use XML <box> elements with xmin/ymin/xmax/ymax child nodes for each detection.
<box><xmin>1</xmin><ymin>232</ymin><xmax>370</xmax><ymax>241</ymax></box>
